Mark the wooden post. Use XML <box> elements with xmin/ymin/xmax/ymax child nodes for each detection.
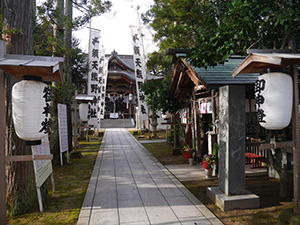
<box><xmin>289</xmin><ymin>38</ymin><xmax>300</xmax><ymax>214</ymax></box>
<box><xmin>0</xmin><ymin>40</ymin><xmax>7</xmax><ymax>224</ymax></box>
<box><xmin>74</xmin><ymin>93</ymin><xmax>77</xmax><ymax>152</ymax></box>
<box><xmin>193</xmin><ymin>95</ymin><xmax>200</xmax><ymax>162</ymax></box>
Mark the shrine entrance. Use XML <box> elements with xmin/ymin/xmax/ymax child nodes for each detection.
<box><xmin>102</xmin><ymin>50</ymin><xmax>137</xmax><ymax>122</ymax></box>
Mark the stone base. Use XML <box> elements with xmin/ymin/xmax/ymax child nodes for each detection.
<box><xmin>206</xmin><ymin>186</ymin><xmax>260</xmax><ymax>211</ymax></box>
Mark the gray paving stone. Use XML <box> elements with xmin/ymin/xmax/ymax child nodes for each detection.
<box><xmin>89</xmin><ymin>209</ymin><xmax>119</xmax><ymax>225</ymax></box>
<box><xmin>144</xmin><ymin>206</ymin><xmax>180</xmax><ymax>225</ymax></box>
<box><xmin>119</xmin><ymin>199</ymin><xmax>149</xmax><ymax>224</ymax></box>
<box><xmin>77</xmin><ymin>128</ymin><xmax>223</xmax><ymax>225</ymax></box>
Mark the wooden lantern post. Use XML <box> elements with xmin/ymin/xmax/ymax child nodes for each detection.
<box><xmin>0</xmin><ymin>40</ymin><xmax>63</xmax><ymax>223</ymax></box>
<box><xmin>232</xmin><ymin>49</ymin><xmax>300</xmax><ymax>214</ymax></box>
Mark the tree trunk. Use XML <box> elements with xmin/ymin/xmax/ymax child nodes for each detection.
<box><xmin>64</xmin><ymin>0</ymin><xmax>74</xmax><ymax>152</ymax></box>
<box><xmin>1</xmin><ymin>0</ymin><xmax>42</xmax><ymax>215</ymax></box>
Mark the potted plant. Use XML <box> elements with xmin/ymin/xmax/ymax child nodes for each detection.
<box><xmin>183</xmin><ymin>145</ymin><xmax>194</xmax><ymax>165</ymax></box>
<box><xmin>201</xmin><ymin>154</ymin><xmax>217</xmax><ymax>178</ymax></box>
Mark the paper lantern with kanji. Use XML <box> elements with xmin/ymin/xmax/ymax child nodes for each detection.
<box><xmin>254</xmin><ymin>72</ymin><xmax>293</xmax><ymax>130</ymax></box>
<box><xmin>79</xmin><ymin>103</ymin><xmax>89</xmax><ymax>122</ymax></box>
<box><xmin>12</xmin><ymin>77</ymin><xmax>51</xmax><ymax>145</ymax></box>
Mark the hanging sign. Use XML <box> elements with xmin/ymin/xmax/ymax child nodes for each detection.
<box><xmin>87</xmin><ymin>28</ymin><xmax>101</xmax><ymax>127</ymax></box>
<box><xmin>98</xmin><ymin>48</ymin><xmax>108</xmax><ymax>120</ymax></box>
<box><xmin>254</xmin><ymin>72</ymin><xmax>293</xmax><ymax>130</ymax></box>
<box><xmin>130</xmin><ymin>26</ymin><xmax>148</xmax><ymax>127</ymax></box>
<box><xmin>58</xmin><ymin>104</ymin><xmax>69</xmax><ymax>165</ymax></box>
<box><xmin>199</xmin><ymin>100</ymin><xmax>212</xmax><ymax>114</ymax></box>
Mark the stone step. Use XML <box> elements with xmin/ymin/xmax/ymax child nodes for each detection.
<box><xmin>100</xmin><ymin>118</ymin><xmax>135</xmax><ymax>128</ymax></box>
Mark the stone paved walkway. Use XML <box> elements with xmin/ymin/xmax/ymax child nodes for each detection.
<box><xmin>77</xmin><ymin>128</ymin><xmax>223</xmax><ymax>225</ymax></box>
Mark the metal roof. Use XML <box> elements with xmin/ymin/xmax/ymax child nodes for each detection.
<box><xmin>0</xmin><ymin>54</ymin><xmax>64</xmax><ymax>82</ymax></box>
<box><xmin>177</xmin><ymin>54</ymin><xmax>259</xmax><ymax>86</ymax></box>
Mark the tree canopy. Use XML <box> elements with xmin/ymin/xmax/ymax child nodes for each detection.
<box><xmin>141</xmin><ymin>77</ymin><xmax>188</xmax><ymax>115</ymax></box>
<box><xmin>143</xmin><ymin>0</ymin><xmax>300</xmax><ymax>68</ymax></box>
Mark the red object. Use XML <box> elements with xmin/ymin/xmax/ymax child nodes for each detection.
<box><xmin>245</xmin><ymin>153</ymin><xmax>264</xmax><ymax>169</ymax></box>
<box><xmin>183</xmin><ymin>152</ymin><xmax>192</xmax><ymax>159</ymax></box>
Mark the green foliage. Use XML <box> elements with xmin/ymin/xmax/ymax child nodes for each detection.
<box><xmin>37</xmin><ymin>0</ymin><xmax>112</xmax><ymax>31</ymax></box>
<box><xmin>212</xmin><ymin>143</ymin><xmax>218</xmax><ymax>157</ymax></box>
<box><xmin>166</xmin><ymin>125</ymin><xmax>175</xmax><ymax>145</ymax></box>
<box><xmin>141</xmin><ymin>77</ymin><xmax>188</xmax><ymax>114</ymax></box>
<box><xmin>146</xmin><ymin>51</ymin><xmax>173</xmax><ymax>77</ymax></box>
<box><xmin>144</xmin><ymin>0</ymin><xmax>300</xmax><ymax>68</ymax></box>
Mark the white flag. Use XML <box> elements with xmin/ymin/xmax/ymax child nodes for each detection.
<box><xmin>130</xmin><ymin>26</ymin><xmax>148</xmax><ymax>126</ymax></box>
<box><xmin>87</xmin><ymin>29</ymin><xmax>100</xmax><ymax>127</ymax></box>
<box><xmin>98</xmin><ymin>48</ymin><xmax>108</xmax><ymax>120</ymax></box>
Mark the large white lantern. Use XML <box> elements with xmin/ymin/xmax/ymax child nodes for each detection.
<box><xmin>254</xmin><ymin>72</ymin><xmax>293</xmax><ymax>130</ymax></box>
<box><xmin>79</xmin><ymin>103</ymin><xmax>89</xmax><ymax>122</ymax></box>
<box><xmin>12</xmin><ymin>76</ymin><xmax>51</xmax><ymax>145</ymax></box>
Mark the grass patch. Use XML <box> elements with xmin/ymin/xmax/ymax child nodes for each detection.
<box><xmin>8</xmin><ymin>136</ymin><xmax>102</xmax><ymax>225</ymax></box>
<box><xmin>142</xmin><ymin>142</ymin><xmax>187</xmax><ymax>165</ymax></box>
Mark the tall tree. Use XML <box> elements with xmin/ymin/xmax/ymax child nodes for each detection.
<box><xmin>143</xmin><ymin>0</ymin><xmax>300</xmax><ymax>68</ymax></box>
<box><xmin>36</xmin><ymin>0</ymin><xmax>111</xmax><ymax>164</ymax></box>
<box><xmin>1</xmin><ymin>0</ymin><xmax>39</xmax><ymax>215</ymax></box>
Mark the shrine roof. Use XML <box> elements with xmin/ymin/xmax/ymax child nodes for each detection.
<box><xmin>176</xmin><ymin>53</ymin><xmax>258</xmax><ymax>86</ymax></box>
<box><xmin>0</xmin><ymin>54</ymin><xmax>64</xmax><ymax>82</ymax></box>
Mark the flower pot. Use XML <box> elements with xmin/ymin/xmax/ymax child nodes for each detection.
<box><xmin>204</xmin><ymin>169</ymin><xmax>212</xmax><ymax>178</ymax></box>
<box><xmin>189</xmin><ymin>158</ymin><xmax>194</xmax><ymax>165</ymax></box>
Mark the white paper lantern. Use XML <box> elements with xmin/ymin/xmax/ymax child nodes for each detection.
<box><xmin>254</xmin><ymin>72</ymin><xmax>293</xmax><ymax>130</ymax></box>
<box><xmin>12</xmin><ymin>78</ymin><xmax>51</xmax><ymax>145</ymax></box>
<box><xmin>129</xmin><ymin>93</ymin><xmax>133</xmax><ymax>101</ymax></box>
<box><xmin>79</xmin><ymin>103</ymin><xmax>89</xmax><ymax>122</ymax></box>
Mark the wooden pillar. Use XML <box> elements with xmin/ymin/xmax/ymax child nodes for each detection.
<box><xmin>0</xmin><ymin>40</ymin><xmax>7</xmax><ymax>224</ymax></box>
<box><xmin>193</xmin><ymin>95</ymin><xmax>201</xmax><ymax>162</ymax></box>
<box><xmin>289</xmin><ymin>38</ymin><xmax>300</xmax><ymax>214</ymax></box>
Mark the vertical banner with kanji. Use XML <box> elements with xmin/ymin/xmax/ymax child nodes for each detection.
<box><xmin>98</xmin><ymin>48</ymin><xmax>108</xmax><ymax>120</ymax></box>
<box><xmin>130</xmin><ymin>26</ymin><xmax>148</xmax><ymax>127</ymax></box>
<box><xmin>87</xmin><ymin>28</ymin><xmax>101</xmax><ymax>127</ymax></box>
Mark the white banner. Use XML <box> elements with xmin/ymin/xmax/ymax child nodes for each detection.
<box><xmin>87</xmin><ymin>29</ymin><xmax>101</xmax><ymax>127</ymax></box>
<box><xmin>98</xmin><ymin>48</ymin><xmax>108</xmax><ymax>120</ymax></box>
<box><xmin>130</xmin><ymin>26</ymin><xmax>148</xmax><ymax>126</ymax></box>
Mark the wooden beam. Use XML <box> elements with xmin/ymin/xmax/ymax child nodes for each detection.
<box><xmin>5</xmin><ymin>154</ymin><xmax>53</xmax><ymax>162</ymax></box>
<box><xmin>186</xmin><ymin>70</ymin><xmax>200</xmax><ymax>87</ymax></box>
<box><xmin>169</xmin><ymin>57</ymin><xmax>181</xmax><ymax>93</ymax></box>
<box><xmin>176</xmin><ymin>71</ymin><xmax>184</xmax><ymax>91</ymax></box>
<box><xmin>259</xmin><ymin>142</ymin><xmax>293</xmax><ymax>150</ymax></box>
<box><xmin>180</xmin><ymin>58</ymin><xmax>207</xmax><ymax>87</ymax></box>
<box><xmin>232</xmin><ymin>54</ymin><xmax>283</xmax><ymax>77</ymax></box>
<box><xmin>247</xmin><ymin>49</ymin><xmax>292</xmax><ymax>54</ymax></box>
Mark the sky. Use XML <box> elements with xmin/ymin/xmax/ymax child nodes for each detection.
<box><xmin>73</xmin><ymin>0</ymin><xmax>158</xmax><ymax>56</ymax></box>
